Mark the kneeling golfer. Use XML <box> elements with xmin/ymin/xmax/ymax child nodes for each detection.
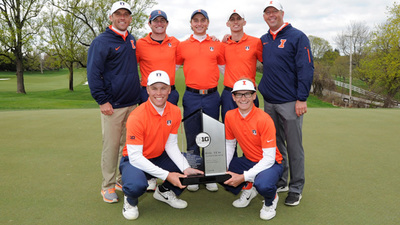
<box><xmin>119</xmin><ymin>70</ymin><xmax>203</xmax><ymax>220</ymax></box>
<box><xmin>223</xmin><ymin>79</ymin><xmax>283</xmax><ymax>220</ymax></box>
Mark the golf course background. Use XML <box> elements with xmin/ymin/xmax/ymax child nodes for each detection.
<box><xmin>0</xmin><ymin>69</ymin><xmax>399</xmax><ymax>224</ymax></box>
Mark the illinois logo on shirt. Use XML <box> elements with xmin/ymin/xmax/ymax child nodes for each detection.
<box><xmin>129</xmin><ymin>136</ymin><xmax>135</xmax><ymax>140</ymax></box>
<box><xmin>245</xmin><ymin>46</ymin><xmax>250</xmax><ymax>51</ymax></box>
<box><xmin>167</xmin><ymin>120</ymin><xmax>172</xmax><ymax>126</ymax></box>
<box><xmin>209</xmin><ymin>47</ymin><xmax>214</xmax><ymax>51</ymax></box>
<box><xmin>278</xmin><ymin>39</ymin><xmax>287</xmax><ymax>48</ymax></box>
<box><xmin>168</xmin><ymin>43</ymin><xmax>172</xmax><ymax>47</ymax></box>
<box><xmin>252</xmin><ymin>130</ymin><xmax>257</xmax><ymax>135</ymax></box>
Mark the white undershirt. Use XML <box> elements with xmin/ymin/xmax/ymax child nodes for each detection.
<box><xmin>193</xmin><ymin>34</ymin><xmax>207</xmax><ymax>42</ymax></box>
<box><xmin>270</xmin><ymin>22</ymin><xmax>287</xmax><ymax>35</ymax></box>
<box><xmin>149</xmin><ymin>99</ymin><xmax>165</xmax><ymax>116</ymax></box>
<box><xmin>111</xmin><ymin>26</ymin><xmax>127</xmax><ymax>36</ymax></box>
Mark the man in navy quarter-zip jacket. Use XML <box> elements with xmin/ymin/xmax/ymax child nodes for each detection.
<box><xmin>259</xmin><ymin>0</ymin><xmax>314</xmax><ymax>207</ymax></box>
<box><xmin>87</xmin><ymin>1</ymin><xmax>140</xmax><ymax>204</ymax></box>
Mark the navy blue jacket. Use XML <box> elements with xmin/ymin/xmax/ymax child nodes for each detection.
<box><xmin>87</xmin><ymin>27</ymin><xmax>140</xmax><ymax>108</ymax></box>
<box><xmin>259</xmin><ymin>24</ymin><xmax>314</xmax><ymax>104</ymax></box>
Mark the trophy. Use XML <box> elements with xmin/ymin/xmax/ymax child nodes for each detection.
<box><xmin>180</xmin><ymin>109</ymin><xmax>231</xmax><ymax>185</ymax></box>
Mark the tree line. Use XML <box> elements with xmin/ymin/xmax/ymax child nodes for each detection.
<box><xmin>1</xmin><ymin>1</ymin><xmax>400</xmax><ymax>107</ymax></box>
<box><xmin>308</xmin><ymin>2</ymin><xmax>400</xmax><ymax>108</ymax></box>
<box><xmin>0</xmin><ymin>0</ymin><xmax>156</xmax><ymax>93</ymax></box>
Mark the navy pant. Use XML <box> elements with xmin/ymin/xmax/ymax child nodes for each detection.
<box><xmin>119</xmin><ymin>151</ymin><xmax>184</xmax><ymax>206</ymax></box>
<box><xmin>222</xmin><ymin>156</ymin><xmax>283</xmax><ymax>206</ymax></box>
<box><xmin>182</xmin><ymin>90</ymin><xmax>220</xmax><ymax>157</ymax></box>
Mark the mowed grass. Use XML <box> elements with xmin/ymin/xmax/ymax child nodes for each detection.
<box><xmin>0</xmin><ymin>69</ymin><xmax>98</xmax><ymax>110</ymax></box>
<box><xmin>0</xmin><ymin>69</ymin><xmax>334</xmax><ymax>110</ymax></box>
<box><xmin>0</xmin><ymin>108</ymin><xmax>399</xmax><ymax>225</ymax></box>
<box><xmin>1</xmin><ymin>69</ymin><xmax>397</xmax><ymax>224</ymax></box>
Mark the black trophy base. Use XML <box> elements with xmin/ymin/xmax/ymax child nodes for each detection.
<box><xmin>179</xmin><ymin>174</ymin><xmax>232</xmax><ymax>185</ymax></box>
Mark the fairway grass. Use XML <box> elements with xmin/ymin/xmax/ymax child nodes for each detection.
<box><xmin>0</xmin><ymin>69</ymin><xmax>334</xmax><ymax>110</ymax></box>
<box><xmin>1</xmin><ymin>108</ymin><xmax>399</xmax><ymax>225</ymax></box>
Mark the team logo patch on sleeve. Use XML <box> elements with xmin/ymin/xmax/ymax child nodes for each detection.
<box><xmin>167</xmin><ymin>120</ymin><xmax>172</xmax><ymax>126</ymax></box>
<box><xmin>252</xmin><ymin>130</ymin><xmax>257</xmax><ymax>135</ymax></box>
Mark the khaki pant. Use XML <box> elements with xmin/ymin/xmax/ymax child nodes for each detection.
<box><xmin>100</xmin><ymin>105</ymin><xmax>137</xmax><ymax>190</ymax></box>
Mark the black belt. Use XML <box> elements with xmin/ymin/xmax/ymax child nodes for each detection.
<box><xmin>186</xmin><ymin>86</ymin><xmax>217</xmax><ymax>95</ymax></box>
<box><xmin>142</xmin><ymin>85</ymin><xmax>175</xmax><ymax>90</ymax></box>
<box><xmin>224</xmin><ymin>86</ymin><xmax>233</xmax><ymax>92</ymax></box>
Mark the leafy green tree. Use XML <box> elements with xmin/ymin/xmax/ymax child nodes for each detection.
<box><xmin>321</xmin><ymin>49</ymin><xmax>340</xmax><ymax>67</ymax></box>
<box><xmin>42</xmin><ymin>8</ymin><xmax>87</xmax><ymax>91</ymax></box>
<box><xmin>358</xmin><ymin>2</ymin><xmax>400</xmax><ymax>107</ymax></box>
<box><xmin>0</xmin><ymin>50</ymin><xmax>15</xmax><ymax>70</ymax></box>
<box><xmin>331</xmin><ymin>55</ymin><xmax>349</xmax><ymax>83</ymax></box>
<box><xmin>0</xmin><ymin>0</ymin><xmax>46</xmax><ymax>93</ymax></box>
<box><xmin>24</xmin><ymin>51</ymin><xmax>42</xmax><ymax>71</ymax></box>
<box><xmin>309</xmin><ymin>35</ymin><xmax>332</xmax><ymax>60</ymax></box>
<box><xmin>308</xmin><ymin>36</ymin><xmax>338</xmax><ymax>96</ymax></box>
<box><xmin>42</xmin><ymin>0</ymin><xmax>155</xmax><ymax>91</ymax></box>
<box><xmin>312</xmin><ymin>61</ymin><xmax>336</xmax><ymax>97</ymax></box>
<box><xmin>50</xmin><ymin>0</ymin><xmax>156</xmax><ymax>48</ymax></box>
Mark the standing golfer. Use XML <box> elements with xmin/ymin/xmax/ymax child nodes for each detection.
<box><xmin>119</xmin><ymin>70</ymin><xmax>203</xmax><ymax>220</ymax></box>
<box><xmin>220</xmin><ymin>9</ymin><xmax>263</xmax><ymax>122</ymax></box>
<box><xmin>176</xmin><ymin>9</ymin><xmax>225</xmax><ymax>192</ymax></box>
<box><xmin>136</xmin><ymin>9</ymin><xmax>180</xmax><ymax>106</ymax></box>
<box><xmin>223</xmin><ymin>79</ymin><xmax>283</xmax><ymax>220</ymax></box>
<box><xmin>260</xmin><ymin>0</ymin><xmax>314</xmax><ymax>206</ymax></box>
<box><xmin>87</xmin><ymin>1</ymin><xmax>140</xmax><ymax>203</ymax></box>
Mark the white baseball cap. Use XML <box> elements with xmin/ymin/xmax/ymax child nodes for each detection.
<box><xmin>147</xmin><ymin>70</ymin><xmax>170</xmax><ymax>86</ymax></box>
<box><xmin>227</xmin><ymin>9</ymin><xmax>245</xmax><ymax>21</ymax></box>
<box><xmin>232</xmin><ymin>79</ymin><xmax>256</xmax><ymax>93</ymax></box>
<box><xmin>110</xmin><ymin>1</ymin><xmax>132</xmax><ymax>16</ymax></box>
<box><xmin>264</xmin><ymin>0</ymin><xmax>284</xmax><ymax>12</ymax></box>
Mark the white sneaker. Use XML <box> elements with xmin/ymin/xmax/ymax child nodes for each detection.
<box><xmin>232</xmin><ymin>187</ymin><xmax>258</xmax><ymax>208</ymax></box>
<box><xmin>260</xmin><ymin>204</ymin><xmax>276</xmax><ymax>220</ymax></box>
<box><xmin>147</xmin><ymin>178</ymin><xmax>157</xmax><ymax>191</ymax></box>
<box><xmin>187</xmin><ymin>184</ymin><xmax>199</xmax><ymax>192</ymax></box>
<box><xmin>277</xmin><ymin>186</ymin><xmax>289</xmax><ymax>193</ymax></box>
<box><xmin>206</xmin><ymin>183</ymin><xmax>218</xmax><ymax>192</ymax></box>
<box><xmin>153</xmin><ymin>186</ymin><xmax>187</xmax><ymax>209</ymax></box>
<box><xmin>260</xmin><ymin>193</ymin><xmax>279</xmax><ymax>220</ymax></box>
<box><xmin>122</xmin><ymin>195</ymin><xmax>139</xmax><ymax>220</ymax></box>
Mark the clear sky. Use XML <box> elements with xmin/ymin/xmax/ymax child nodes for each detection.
<box><xmin>139</xmin><ymin>0</ymin><xmax>395</xmax><ymax>49</ymax></box>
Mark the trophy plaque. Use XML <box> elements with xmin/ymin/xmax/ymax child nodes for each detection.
<box><xmin>180</xmin><ymin>109</ymin><xmax>231</xmax><ymax>185</ymax></box>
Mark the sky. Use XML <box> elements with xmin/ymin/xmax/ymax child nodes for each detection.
<box><xmin>139</xmin><ymin>0</ymin><xmax>396</xmax><ymax>49</ymax></box>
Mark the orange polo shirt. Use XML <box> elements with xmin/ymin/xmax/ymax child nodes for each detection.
<box><xmin>176</xmin><ymin>35</ymin><xmax>225</xmax><ymax>90</ymax></box>
<box><xmin>136</xmin><ymin>33</ymin><xmax>179</xmax><ymax>86</ymax></box>
<box><xmin>122</xmin><ymin>100</ymin><xmax>182</xmax><ymax>159</ymax></box>
<box><xmin>223</xmin><ymin>33</ymin><xmax>263</xmax><ymax>88</ymax></box>
<box><xmin>225</xmin><ymin>105</ymin><xmax>282</xmax><ymax>163</ymax></box>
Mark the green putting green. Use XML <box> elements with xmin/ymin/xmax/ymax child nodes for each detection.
<box><xmin>0</xmin><ymin>108</ymin><xmax>398</xmax><ymax>224</ymax></box>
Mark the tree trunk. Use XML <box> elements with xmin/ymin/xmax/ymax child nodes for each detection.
<box><xmin>68</xmin><ymin>62</ymin><xmax>74</xmax><ymax>91</ymax></box>
<box><xmin>15</xmin><ymin>51</ymin><xmax>26</xmax><ymax>94</ymax></box>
